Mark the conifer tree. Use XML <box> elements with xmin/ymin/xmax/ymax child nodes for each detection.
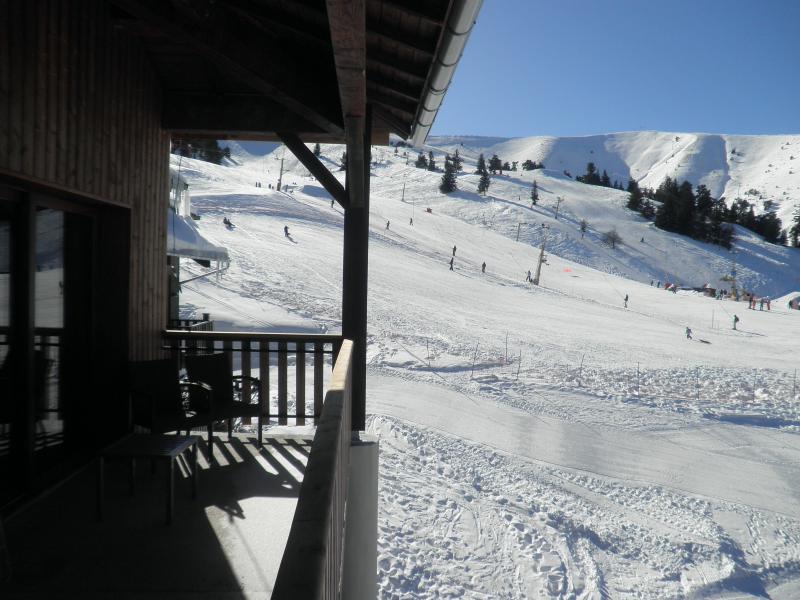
<box><xmin>579</xmin><ymin>219</ymin><xmax>588</xmax><ymax>238</ymax></box>
<box><xmin>313</xmin><ymin>143</ymin><xmax>321</xmax><ymax>156</ymax></box>
<box><xmin>530</xmin><ymin>179</ymin><xmax>539</xmax><ymax>206</ymax></box>
<box><xmin>600</xmin><ymin>170</ymin><xmax>611</xmax><ymax>187</ymax></box>
<box><xmin>790</xmin><ymin>207</ymin><xmax>800</xmax><ymax>247</ymax></box>
<box><xmin>428</xmin><ymin>150</ymin><xmax>437</xmax><ymax>171</ymax></box>
<box><xmin>439</xmin><ymin>155</ymin><xmax>457</xmax><ymax>193</ymax></box>
<box><xmin>475</xmin><ymin>153</ymin><xmax>487</xmax><ymax>174</ymax></box>
<box><xmin>488</xmin><ymin>154</ymin><xmax>503</xmax><ymax>174</ymax></box>
<box><xmin>521</xmin><ymin>159</ymin><xmax>535</xmax><ymax>171</ymax></box>
<box><xmin>339</xmin><ymin>151</ymin><xmax>347</xmax><ymax>171</ymax></box>
<box><xmin>452</xmin><ymin>149</ymin><xmax>463</xmax><ymax>172</ymax></box>
<box><xmin>478</xmin><ymin>170</ymin><xmax>491</xmax><ymax>195</ymax></box>
<box><xmin>415</xmin><ymin>152</ymin><xmax>428</xmax><ymax>169</ymax></box>
<box><xmin>626</xmin><ymin>178</ymin><xmax>643</xmax><ymax>212</ymax></box>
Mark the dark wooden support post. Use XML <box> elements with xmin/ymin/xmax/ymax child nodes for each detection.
<box><xmin>342</xmin><ymin>109</ymin><xmax>370</xmax><ymax>431</ymax></box>
<box><xmin>327</xmin><ymin>0</ymin><xmax>368</xmax><ymax>430</ymax></box>
<box><xmin>11</xmin><ymin>198</ymin><xmax>36</xmax><ymax>488</ymax></box>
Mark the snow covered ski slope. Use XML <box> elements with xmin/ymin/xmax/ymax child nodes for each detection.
<box><xmin>173</xmin><ymin>143</ymin><xmax>800</xmax><ymax>599</ymax></box>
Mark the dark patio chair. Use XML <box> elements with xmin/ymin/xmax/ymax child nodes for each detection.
<box><xmin>128</xmin><ymin>357</ymin><xmax>217</xmax><ymax>454</ymax></box>
<box><xmin>184</xmin><ymin>352</ymin><xmax>264</xmax><ymax>447</ymax></box>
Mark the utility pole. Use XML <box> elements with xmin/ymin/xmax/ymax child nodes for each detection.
<box><xmin>554</xmin><ymin>196</ymin><xmax>563</xmax><ymax>220</ymax></box>
<box><xmin>532</xmin><ymin>224</ymin><xmax>549</xmax><ymax>285</ymax></box>
<box><xmin>516</xmin><ymin>222</ymin><xmax>528</xmax><ymax>242</ymax></box>
<box><xmin>276</xmin><ymin>152</ymin><xmax>285</xmax><ymax>191</ymax></box>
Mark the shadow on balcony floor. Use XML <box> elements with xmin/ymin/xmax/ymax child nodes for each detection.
<box><xmin>1</xmin><ymin>432</ymin><xmax>312</xmax><ymax>599</ymax></box>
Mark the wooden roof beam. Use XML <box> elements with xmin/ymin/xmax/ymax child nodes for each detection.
<box><xmin>380</xmin><ymin>0</ymin><xmax>447</xmax><ymax>25</ymax></box>
<box><xmin>110</xmin><ymin>0</ymin><xmax>344</xmax><ymax>138</ymax></box>
<box><xmin>326</xmin><ymin>0</ymin><xmax>367</xmax><ymax>121</ymax></box>
<box><xmin>277</xmin><ymin>132</ymin><xmax>348</xmax><ymax>209</ymax></box>
<box><xmin>366</xmin><ymin>18</ymin><xmax>437</xmax><ymax>57</ymax></box>
<box><xmin>163</xmin><ymin>92</ymin><xmax>327</xmax><ymax>136</ymax></box>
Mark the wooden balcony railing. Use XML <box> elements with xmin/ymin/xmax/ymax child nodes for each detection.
<box><xmin>162</xmin><ymin>330</ymin><xmax>343</xmax><ymax>424</ymax></box>
<box><xmin>272</xmin><ymin>338</ymin><xmax>353</xmax><ymax>600</ymax></box>
<box><xmin>167</xmin><ymin>318</ymin><xmax>214</xmax><ymax>331</ymax></box>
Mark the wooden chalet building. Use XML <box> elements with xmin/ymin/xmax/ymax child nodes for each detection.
<box><xmin>0</xmin><ymin>0</ymin><xmax>482</xmax><ymax>596</ymax></box>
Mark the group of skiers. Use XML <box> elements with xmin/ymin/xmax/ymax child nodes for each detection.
<box><xmin>222</xmin><ymin>217</ymin><xmax>234</xmax><ymax>228</ymax></box>
<box><xmin>748</xmin><ymin>296</ymin><xmax>771</xmax><ymax>311</ymax></box>
<box><xmin>445</xmin><ymin>244</ymin><xmax>486</xmax><ymax>275</ymax></box>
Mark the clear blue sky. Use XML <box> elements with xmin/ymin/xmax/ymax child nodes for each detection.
<box><xmin>431</xmin><ymin>0</ymin><xmax>800</xmax><ymax>138</ymax></box>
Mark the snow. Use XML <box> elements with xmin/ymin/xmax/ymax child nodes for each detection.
<box><xmin>171</xmin><ymin>136</ymin><xmax>800</xmax><ymax>599</ymax></box>
<box><xmin>431</xmin><ymin>131</ymin><xmax>800</xmax><ymax>228</ymax></box>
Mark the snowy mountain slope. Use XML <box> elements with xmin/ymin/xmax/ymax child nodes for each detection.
<box><xmin>171</xmin><ymin>147</ymin><xmax>800</xmax><ymax>599</ymax></box>
<box><xmin>429</xmin><ymin>131</ymin><xmax>800</xmax><ymax>226</ymax></box>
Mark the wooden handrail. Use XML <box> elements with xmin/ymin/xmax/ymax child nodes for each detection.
<box><xmin>163</xmin><ymin>329</ymin><xmax>341</xmax><ymax>343</ymax></box>
<box><xmin>272</xmin><ymin>339</ymin><xmax>353</xmax><ymax>600</ymax></box>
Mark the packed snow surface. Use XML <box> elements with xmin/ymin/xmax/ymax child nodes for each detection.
<box><xmin>172</xmin><ymin>137</ymin><xmax>800</xmax><ymax>599</ymax></box>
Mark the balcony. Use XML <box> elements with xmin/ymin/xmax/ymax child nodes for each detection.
<box><xmin>1</xmin><ymin>332</ymin><xmax>355</xmax><ymax>599</ymax></box>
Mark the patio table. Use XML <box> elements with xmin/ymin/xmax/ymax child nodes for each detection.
<box><xmin>96</xmin><ymin>433</ymin><xmax>199</xmax><ymax>524</ymax></box>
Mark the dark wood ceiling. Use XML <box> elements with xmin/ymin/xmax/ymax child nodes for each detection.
<box><xmin>109</xmin><ymin>0</ymin><xmax>454</xmax><ymax>143</ymax></box>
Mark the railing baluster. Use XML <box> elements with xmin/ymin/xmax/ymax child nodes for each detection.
<box><xmin>296</xmin><ymin>342</ymin><xmax>306</xmax><ymax>426</ymax></box>
<box><xmin>241</xmin><ymin>338</ymin><xmax>252</xmax><ymax>425</ymax></box>
<box><xmin>259</xmin><ymin>340</ymin><xmax>270</xmax><ymax>423</ymax></box>
<box><xmin>278</xmin><ymin>341</ymin><xmax>288</xmax><ymax>425</ymax></box>
<box><xmin>314</xmin><ymin>342</ymin><xmax>323</xmax><ymax>423</ymax></box>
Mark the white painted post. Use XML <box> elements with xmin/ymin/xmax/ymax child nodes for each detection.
<box><xmin>342</xmin><ymin>434</ymin><xmax>379</xmax><ymax>600</ymax></box>
<box><xmin>636</xmin><ymin>362</ymin><xmax>640</xmax><ymax>397</ymax></box>
<box><xmin>470</xmin><ymin>343</ymin><xmax>479</xmax><ymax>380</ymax></box>
<box><xmin>695</xmin><ymin>367</ymin><xmax>700</xmax><ymax>401</ymax></box>
<box><xmin>578</xmin><ymin>353</ymin><xmax>585</xmax><ymax>387</ymax></box>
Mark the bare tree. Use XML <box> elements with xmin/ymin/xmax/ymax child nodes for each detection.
<box><xmin>603</xmin><ymin>228</ymin><xmax>622</xmax><ymax>249</ymax></box>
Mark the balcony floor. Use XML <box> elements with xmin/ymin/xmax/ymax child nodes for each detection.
<box><xmin>1</xmin><ymin>431</ymin><xmax>312</xmax><ymax>599</ymax></box>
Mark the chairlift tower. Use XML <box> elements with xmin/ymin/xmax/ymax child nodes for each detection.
<box><xmin>532</xmin><ymin>224</ymin><xmax>549</xmax><ymax>286</ymax></box>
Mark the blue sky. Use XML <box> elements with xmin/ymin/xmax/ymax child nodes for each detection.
<box><xmin>431</xmin><ymin>0</ymin><xmax>800</xmax><ymax>138</ymax></box>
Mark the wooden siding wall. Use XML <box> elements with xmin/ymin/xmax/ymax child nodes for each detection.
<box><xmin>0</xmin><ymin>0</ymin><xmax>170</xmax><ymax>359</ymax></box>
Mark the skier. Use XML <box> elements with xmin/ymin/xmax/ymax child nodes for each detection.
<box><xmin>657</xmin><ymin>281</ymin><xmax>661</xmax><ymax>288</ymax></box>
<box><xmin>767</xmin><ymin>297</ymin><xmax>771</xmax><ymax>310</ymax></box>
<box><xmin>640</xmin><ymin>237</ymin><xmax>644</xmax><ymax>243</ymax></box>
<box><xmin>759</xmin><ymin>298</ymin><xmax>764</xmax><ymax>311</ymax></box>
<box><xmin>624</xmin><ymin>294</ymin><xmax>628</xmax><ymax>309</ymax></box>
<box><xmin>733</xmin><ymin>314</ymin><xmax>739</xmax><ymax>330</ymax></box>
<box><xmin>331</xmin><ymin>199</ymin><xmax>334</xmax><ymax>208</ymax></box>
<box><xmin>449</xmin><ymin>256</ymin><xmax>454</xmax><ymax>271</ymax></box>
<box><xmin>386</xmin><ymin>220</ymin><xmax>390</xmax><ymax>230</ymax></box>
<box><xmin>482</xmin><ymin>262</ymin><xmax>486</xmax><ymax>274</ymax></box>
<box><xmin>452</xmin><ymin>245</ymin><xmax>457</xmax><ymax>257</ymax></box>
<box><xmin>284</xmin><ymin>225</ymin><xmax>289</xmax><ymax>237</ymax></box>
<box><xmin>685</xmin><ymin>326</ymin><xmax>692</xmax><ymax>340</ymax></box>
<box><xmin>526</xmin><ymin>270</ymin><xmax>531</xmax><ymax>283</ymax></box>
<box><xmin>409</xmin><ymin>217</ymin><xmax>413</xmax><ymax>226</ymax></box>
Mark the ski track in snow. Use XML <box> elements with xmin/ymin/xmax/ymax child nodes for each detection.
<box><xmin>172</xmin><ymin>144</ymin><xmax>800</xmax><ymax>599</ymax></box>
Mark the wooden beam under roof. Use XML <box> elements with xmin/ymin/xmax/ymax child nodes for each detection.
<box><xmin>110</xmin><ymin>0</ymin><xmax>345</xmax><ymax>138</ymax></box>
<box><xmin>163</xmin><ymin>92</ymin><xmax>327</xmax><ymax>136</ymax></box>
<box><xmin>366</xmin><ymin>17</ymin><xmax>436</xmax><ymax>58</ymax></box>
<box><xmin>326</xmin><ymin>0</ymin><xmax>367</xmax><ymax>121</ymax></box>
<box><xmin>380</xmin><ymin>0</ymin><xmax>447</xmax><ymax>25</ymax></box>
<box><xmin>277</xmin><ymin>132</ymin><xmax>348</xmax><ymax>208</ymax></box>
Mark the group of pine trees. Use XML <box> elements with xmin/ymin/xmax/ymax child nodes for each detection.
<box><xmin>627</xmin><ymin>176</ymin><xmax>790</xmax><ymax>248</ymax></box>
<box><xmin>521</xmin><ymin>159</ymin><xmax>545</xmax><ymax>171</ymax></box>
<box><xmin>575</xmin><ymin>162</ymin><xmax>625</xmax><ymax>190</ymax></box>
